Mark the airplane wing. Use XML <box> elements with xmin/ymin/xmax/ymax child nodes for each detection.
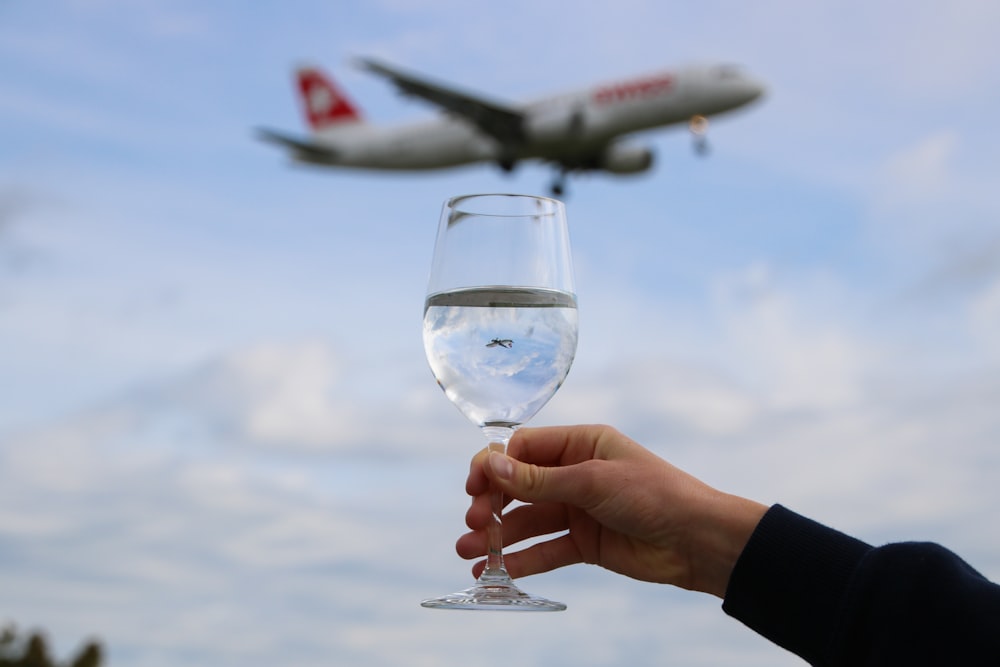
<box><xmin>355</xmin><ymin>57</ymin><xmax>525</xmax><ymax>144</ymax></box>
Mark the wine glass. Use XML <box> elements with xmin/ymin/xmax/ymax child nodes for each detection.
<box><xmin>421</xmin><ymin>193</ymin><xmax>578</xmax><ymax>611</ymax></box>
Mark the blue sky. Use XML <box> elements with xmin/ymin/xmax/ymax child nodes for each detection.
<box><xmin>2</xmin><ymin>1</ymin><xmax>1000</xmax><ymax>665</ymax></box>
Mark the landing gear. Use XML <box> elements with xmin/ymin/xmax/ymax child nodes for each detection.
<box><xmin>689</xmin><ymin>114</ymin><xmax>709</xmax><ymax>156</ymax></box>
<box><xmin>550</xmin><ymin>170</ymin><xmax>567</xmax><ymax>197</ymax></box>
<box><xmin>694</xmin><ymin>135</ymin><xmax>709</xmax><ymax>156</ymax></box>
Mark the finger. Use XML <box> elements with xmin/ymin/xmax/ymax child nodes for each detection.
<box><xmin>505</xmin><ymin>533</ymin><xmax>585</xmax><ymax>578</ymax></box>
<box><xmin>458</xmin><ymin>502</ymin><xmax>569</xmax><ymax>558</ymax></box>
<box><xmin>485</xmin><ymin>450</ymin><xmax>608</xmax><ymax>510</ymax></box>
<box><xmin>464</xmin><ymin>485</ymin><xmax>519</xmax><ymax>530</ymax></box>
<box><xmin>456</xmin><ymin>529</ymin><xmax>487</xmax><ymax>560</ymax></box>
<box><xmin>464</xmin><ymin>491</ymin><xmax>493</xmax><ymax>530</ymax></box>
<box><xmin>469</xmin><ymin>425</ymin><xmax>600</xmax><ymax>498</ymax></box>
<box><xmin>471</xmin><ymin>533</ymin><xmax>583</xmax><ymax>579</ymax></box>
<box><xmin>499</xmin><ymin>502</ymin><xmax>569</xmax><ymax>546</ymax></box>
<box><xmin>464</xmin><ymin>447</ymin><xmax>491</xmax><ymax>496</ymax></box>
<box><xmin>509</xmin><ymin>424</ymin><xmax>622</xmax><ymax>466</ymax></box>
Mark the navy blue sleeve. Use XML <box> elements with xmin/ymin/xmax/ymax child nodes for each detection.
<box><xmin>722</xmin><ymin>505</ymin><xmax>1000</xmax><ymax>666</ymax></box>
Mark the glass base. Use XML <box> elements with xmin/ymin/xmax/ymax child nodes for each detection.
<box><xmin>421</xmin><ymin>575</ymin><xmax>566</xmax><ymax>611</ymax></box>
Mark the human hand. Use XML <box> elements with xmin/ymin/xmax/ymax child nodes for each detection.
<box><xmin>457</xmin><ymin>424</ymin><xmax>767</xmax><ymax>598</ymax></box>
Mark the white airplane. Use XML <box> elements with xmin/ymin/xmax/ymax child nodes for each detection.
<box><xmin>257</xmin><ymin>58</ymin><xmax>765</xmax><ymax>195</ymax></box>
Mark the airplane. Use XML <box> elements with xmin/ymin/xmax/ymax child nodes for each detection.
<box><xmin>257</xmin><ymin>57</ymin><xmax>765</xmax><ymax>196</ymax></box>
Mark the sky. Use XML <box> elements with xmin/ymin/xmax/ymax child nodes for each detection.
<box><xmin>2</xmin><ymin>0</ymin><xmax>1000</xmax><ymax>664</ymax></box>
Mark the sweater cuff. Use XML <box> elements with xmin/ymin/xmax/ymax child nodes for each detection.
<box><xmin>722</xmin><ymin>504</ymin><xmax>872</xmax><ymax>664</ymax></box>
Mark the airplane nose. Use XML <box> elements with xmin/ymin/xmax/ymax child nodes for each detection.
<box><xmin>743</xmin><ymin>78</ymin><xmax>766</xmax><ymax>103</ymax></box>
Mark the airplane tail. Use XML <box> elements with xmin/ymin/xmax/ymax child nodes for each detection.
<box><xmin>295</xmin><ymin>66</ymin><xmax>364</xmax><ymax>132</ymax></box>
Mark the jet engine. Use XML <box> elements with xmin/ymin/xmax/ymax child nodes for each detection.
<box><xmin>599</xmin><ymin>143</ymin><xmax>654</xmax><ymax>174</ymax></box>
<box><xmin>548</xmin><ymin>142</ymin><xmax>655</xmax><ymax>196</ymax></box>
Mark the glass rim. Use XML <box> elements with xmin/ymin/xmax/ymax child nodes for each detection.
<box><xmin>445</xmin><ymin>193</ymin><xmax>564</xmax><ymax>217</ymax></box>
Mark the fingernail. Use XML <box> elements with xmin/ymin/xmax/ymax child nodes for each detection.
<box><xmin>489</xmin><ymin>451</ymin><xmax>514</xmax><ymax>480</ymax></box>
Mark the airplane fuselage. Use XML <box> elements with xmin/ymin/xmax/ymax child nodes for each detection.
<box><xmin>307</xmin><ymin>121</ymin><xmax>494</xmax><ymax>170</ymax></box>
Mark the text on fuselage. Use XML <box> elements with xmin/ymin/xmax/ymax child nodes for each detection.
<box><xmin>593</xmin><ymin>74</ymin><xmax>673</xmax><ymax>105</ymax></box>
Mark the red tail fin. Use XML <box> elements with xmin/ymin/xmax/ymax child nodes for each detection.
<box><xmin>296</xmin><ymin>67</ymin><xmax>363</xmax><ymax>131</ymax></box>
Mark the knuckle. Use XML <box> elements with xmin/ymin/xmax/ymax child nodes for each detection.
<box><xmin>519</xmin><ymin>462</ymin><xmax>547</xmax><ymax>495</ymax></box>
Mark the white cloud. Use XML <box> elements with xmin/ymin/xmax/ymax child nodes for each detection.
<box><xmin>869</xmin><ymin>130</ymin><xmax>1000</xmax><ymax>252</ymax></box>
<box><xmin>180</xmin><ymin>340</ymin><xmax>357</xmax><ymax>448</ymax></box>
<box><xmin>180</xmin><ymin>340</ymin><xmax>461</xmax><ymax>455</ymax></box>
<box><xmin>566</xmin><ymin>260</ymin><xmax>872</xmax><ymax>428</ymax></box>
<box><xmin>880</xmin><ymin>131</ymin><xmax>960</xmax><ymax>205</ymax></box>
<box><xmin>710</xmin><ymin>262</ymin><xmax>870</xmax><ymax>412</ymax></box>
<box><xmin>968</xmin><ymin>275</ymin><xmax>1000</xmax><ymax>361</ymax></box>
<box><xmin>874</xmin><ymin>1</ymin><xmax>1000</xmax><ymax>98</ymax></box>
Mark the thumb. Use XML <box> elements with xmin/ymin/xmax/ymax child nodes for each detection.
<box><xmin>488</xmin><ymin>450</ymin><xmax>591</xmax><ymax>506</ymax></box>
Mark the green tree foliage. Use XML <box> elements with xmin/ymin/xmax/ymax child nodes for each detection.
<box><xmin>0</xmin><ymin>626</ymin><xmax>102</xmax><ymax>667</ymax></box>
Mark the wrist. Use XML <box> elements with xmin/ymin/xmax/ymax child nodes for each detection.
<box><xmin>693</xmin><ymin>493</ymin><xmax>768</xmax><ymax>598</ymax></box>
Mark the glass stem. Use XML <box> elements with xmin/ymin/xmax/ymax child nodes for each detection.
<box><xmin>480</xmin><ymin>426</ymin><xmax>514</xmax><ymax>582</ymax></box>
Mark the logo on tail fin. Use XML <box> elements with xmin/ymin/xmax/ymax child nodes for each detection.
<box><xmin>296</xmin><ymin>68</ymin><xmax>362</xmax><ymax>131</ymax></box>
